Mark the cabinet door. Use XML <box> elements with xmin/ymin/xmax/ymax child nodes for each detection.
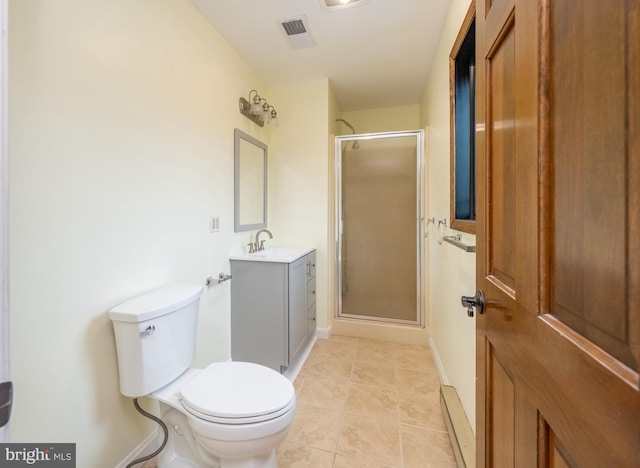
<box><xmin>230</xmin><ymin>261</ymin><xmax>288</xmax><ymax>371</ymax></box>
<box><xmin>288</xmin><ymin>256</ymin><xmax>308</xmax><ymax>364</ymax></box>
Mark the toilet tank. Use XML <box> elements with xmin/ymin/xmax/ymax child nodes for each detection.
<box><xmin>109</xmin><ymin>284</ymin><xmax>204</xmax><ymax>397</ymax></box>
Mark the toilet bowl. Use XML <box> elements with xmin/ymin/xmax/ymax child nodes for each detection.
<box><xmin>109</xmin><ymin>285</ymin><xmax>296</xmax><ymax>468</ymax></box>
<box><xmin>153</xmin><ymin>362</ymin><xmax>295</xmax><ymax>468</ymax></box>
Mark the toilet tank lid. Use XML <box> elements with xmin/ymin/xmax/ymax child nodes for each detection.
<box><xmin>109</xmin><ymin>284</ymin><xmax>203</xmax><ymax>323</ymax></box>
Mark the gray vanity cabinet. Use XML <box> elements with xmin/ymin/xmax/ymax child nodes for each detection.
<box><xmin>230</xmin><ymin>250</ymin><xmax>316</xmax><ymax>373</ymax></box>
<box><xmin>306</xmin><ymin>251</ymin><xmax>316</xmax><ymax>340</ymax></box>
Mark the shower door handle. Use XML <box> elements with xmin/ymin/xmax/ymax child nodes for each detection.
<box><xmin>461</xmin><ymin>290</ymin><xmax>484</xmax><ymax>317</ymax></box>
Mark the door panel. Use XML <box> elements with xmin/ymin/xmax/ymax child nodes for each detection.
<box><xmin>550</xmin><ymin>0</ymin><xmax>637</xmax><ymax>370</ymax></box>
<box><xmin>547</xmin><ymin>428</ymin><xmax>572</xmax><ymax>468</ymax></box>
<box><xmin>488</xmin><ymin>348</ymin><xmax>515</xmax><ymax>467</ymax></box>
<box><xmin>487</xmin><ymin>19</ymin><xmax>516</xmax><ymax>293</ymax></box>
<box><xmin>476</xmin><ymin>0</ymin><xmax>640</xmax><ymax>466</ymax></box>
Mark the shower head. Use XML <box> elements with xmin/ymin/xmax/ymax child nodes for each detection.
<box><xmin>336</xmin><ymin>118</ymin><xmax>356</xmax><ymax>133</ymax></box>
<box><xmin>336</xmin><ymin>118</ymin><xmax>360</xmax><ymax>150</ymax></box>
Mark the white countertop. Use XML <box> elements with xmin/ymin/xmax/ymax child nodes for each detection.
<box><xmin>229</xmin><ymin>247</ymin><xmax>315</xmax><ymax>263</ymax></box>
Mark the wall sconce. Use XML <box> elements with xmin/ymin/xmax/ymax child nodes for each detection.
<box><xmin>239</xmin><ymin>90</ymin><xmax>278</xmax><ymax>127</ymax></box>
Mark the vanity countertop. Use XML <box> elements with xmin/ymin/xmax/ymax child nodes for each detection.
<box><xmin>229</xmin><ymin>247</ymin><xmax>315</xmax><ymax>263</ymax></box>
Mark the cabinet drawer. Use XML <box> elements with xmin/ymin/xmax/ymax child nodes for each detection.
<box><xmin>306</xmin><ymin>252</ymin><xmax>316</xmax><ymax>279</ymax></box>
<box><xmin>307</xmin><ymin>279</ymin><xmax>316</xmax><ymax>308</ymax></box>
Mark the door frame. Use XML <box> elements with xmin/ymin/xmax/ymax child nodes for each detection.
<box><xmin>334</xmin><ymin>130</ymin><xmax>425</xmax><ymax>327</ymax></box>
<box><xmin>0</xmin><ymin>0</ymin><xmax>9</xmax><ymax>442</ymax></box>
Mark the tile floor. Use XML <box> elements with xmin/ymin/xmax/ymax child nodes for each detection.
<box><xmin>276</xmin><ymin>335</ymin><xmax>457</xmax><ymax>468</ymax></box>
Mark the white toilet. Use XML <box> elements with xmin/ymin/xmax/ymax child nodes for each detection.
<box><xmin>109</xmin><ymin>284</ymin><xmax>296</xmax><ymax>468</ymax></box>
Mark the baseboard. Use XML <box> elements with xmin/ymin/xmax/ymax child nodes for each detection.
<box><xmin>440</xmin><ymin>385</ymin><xmax>475</xmax><ymax>468</ymax></box>
<box><xmin>115</xmin><ymin>431</ymin><xmax>159</xmax><ymax>468</ymax></box>
<box><xmin>428</xmin><ymin>336</ymin><xmax>449</xmax><ymax>385</ymax></box>
<box><xmin>314</xmin><ymin>325</ymin><xmax>332</xmax><ymax>340</ymax></box>
<box><xmin>332</xmin><ymin>318</ymin><xmax>428</xmax><ymax>345</ymax></box>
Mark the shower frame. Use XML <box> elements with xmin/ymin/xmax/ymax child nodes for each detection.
<box><xmin>334</xmin><ymin>130</ymin><xmax>426</xmax><ymax>326</ymax></box>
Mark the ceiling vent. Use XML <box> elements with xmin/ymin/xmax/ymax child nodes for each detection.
<box><xmin>278</xmin><ymin>16</ymin><xmax>315</xmax><ymax>49</ymax></box>
<box><xmin>320</xmin><ymin>0</ymin><xmax>369</xmax><ymax>12</ymax></box>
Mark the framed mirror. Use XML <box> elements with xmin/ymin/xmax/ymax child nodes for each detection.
<box><xmin>234</xmin><ymin>129</ymin><xmax>267</xmax><ymax>232</ymax></box>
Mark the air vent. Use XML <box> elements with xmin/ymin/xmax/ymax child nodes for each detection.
<box><xmin>277</xmin><ymin>16</ymin><xmax>315</xmax><ymax>49</ymax></box>
<box><xmin>282</xmin><ymin>19</ymin><xmax>307</xmax><ymax>36</ymax></box>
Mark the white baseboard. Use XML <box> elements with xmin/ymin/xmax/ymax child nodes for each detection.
<box><xmin>314</xmin><ymin>325</ymin><xmax>332</xmax><ymax>340</ymax></box>
<box><xmin>115</xmin><ymin>431</ymin><xmax>158</xmax><ymax>468</ymax></box>
<box><xmin>283</xmin><ymin>337</ymin><xmax>316</xmax><ymax>383</ymax></box>
<box><xmin>283</xmin><ymin>326</ymin><xmax>331</xmax><ymax>382</ymax></box>
<box><xmin>429</xmin><ymin>336</ymin><xmax>449</xmax><ymax>386</ymax></box>
<box><xmin>332</xmin><ymin>319</ymin><xmax>428</xmax><ymax>345</ymax></box>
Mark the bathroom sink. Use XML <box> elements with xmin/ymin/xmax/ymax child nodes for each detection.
<box><xmin>230</xmin><ymin>247</ymin><xmax>314</xmax><ymax>263</ymax></box>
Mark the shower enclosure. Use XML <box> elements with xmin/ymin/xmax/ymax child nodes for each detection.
<box><xmin>335</xmin><ymin>130</ymin><xmax>425</xmax><ymax>325</ymax></box>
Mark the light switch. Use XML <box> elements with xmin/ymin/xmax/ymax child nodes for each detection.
<box><xmin>209</xmin><ymin>216</ymin><xmax>220</xmax><ymax>233</ymax></box>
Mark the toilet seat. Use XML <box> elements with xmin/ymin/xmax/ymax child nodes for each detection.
<box><xmin>180</xmin><ymin>361</ymin><xmax>295</xmax><ymax>425</ymax></box>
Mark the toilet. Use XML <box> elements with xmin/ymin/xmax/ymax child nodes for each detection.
<box><xmin>109</xmin><ymin>284</ymin><xmax>296</xmax><ymax>468</ymax></box>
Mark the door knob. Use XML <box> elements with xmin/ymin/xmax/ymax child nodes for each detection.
<box><xmin>461</xmin><ymin>290</ymin><xmax>485</xmax><ymax>317</ymax></box>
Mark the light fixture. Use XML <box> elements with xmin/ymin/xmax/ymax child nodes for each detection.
<box><xmin>320</xmin><ymin>0</ymin><xmax>369</xmax><ymax>11</ymax></box>
<box><xmin>239</xmin><ymin>90</ymin><xmax>278</xmax><ymax>127</ymax></box>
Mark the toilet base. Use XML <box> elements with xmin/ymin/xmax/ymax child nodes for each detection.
<box><xmin>156</xmin><ymin>403</ymin><xmax>283</xmax><ymax>468</ymax></box>
<box><xmin>158</xmin><ymin>405</ymin><xmax>221</xmax><ymax>468</ymax></box>
<box><xmin>218</xmin><ymin>450</ymin><xmax>276</xmax><ymax>468</ymax></box>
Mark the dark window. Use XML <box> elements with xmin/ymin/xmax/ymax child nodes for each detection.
<box><xmin>450</xmin><ymin>2</ymin><xmax>476</xmax><ymax>234</ymax></box>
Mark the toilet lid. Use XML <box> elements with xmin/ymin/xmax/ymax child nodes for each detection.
<box><xmin>180</xmin><ymin>361</ymin><xmax>295</xmax><ymax>422</ymax></box>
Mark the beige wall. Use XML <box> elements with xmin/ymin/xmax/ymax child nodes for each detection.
<box><xmin>8</xmin><ymin>0</ymin><xmax>280</xmax><ymax>464</ymax></box>
<box><xmin>268</xmin><ymin>80</ymin><xmax>332</xmax><ymax>330</ymax></box>
<box><xmin>419</xmin><ymin>0</ymin><xmax>476</xmax><ymax>430</ymax></box>
<box><xmin>341</xmin><ymin>104</ymin><xmax>420</xmax><ymax>134</ymax></box>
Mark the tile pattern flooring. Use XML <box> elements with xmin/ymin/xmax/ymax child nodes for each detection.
<box><xmin>276</xmin><ymin>335</ymin><xmax>457</xmax><ymax>468</ymax></box>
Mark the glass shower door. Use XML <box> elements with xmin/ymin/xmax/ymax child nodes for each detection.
<box><xmin>336</xmin><ymin>131</ymin><xmax>424</xmax><ymax>325</ymax></box>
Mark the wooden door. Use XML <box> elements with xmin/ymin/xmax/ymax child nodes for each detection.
<box><xmin>475</xmin><ymin>0</ymin><xmax>640</xmax><ymax>466</ymax></box>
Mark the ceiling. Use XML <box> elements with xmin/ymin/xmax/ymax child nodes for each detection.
<box><xmin>190</xmin><ymin>0</ymin><xmax>452</xmax><ymax>111</ymax></box>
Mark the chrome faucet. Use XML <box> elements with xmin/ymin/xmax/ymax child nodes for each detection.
<box><xmin>254</xmin><ymin>229</ymin><xmax>273</xmax><ymax>252</ymax></box>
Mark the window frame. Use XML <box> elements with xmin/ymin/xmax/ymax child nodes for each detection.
<box><xmin>449</xmin><ymin>0</ymin><xmax>477</xmax><ymax>235</ymax></box>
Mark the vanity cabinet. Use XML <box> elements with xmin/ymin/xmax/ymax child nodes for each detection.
<box><xmin>230</xmin><ymin>250</ymin><xmax>316</xmax><ymax>373</ymax></box>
